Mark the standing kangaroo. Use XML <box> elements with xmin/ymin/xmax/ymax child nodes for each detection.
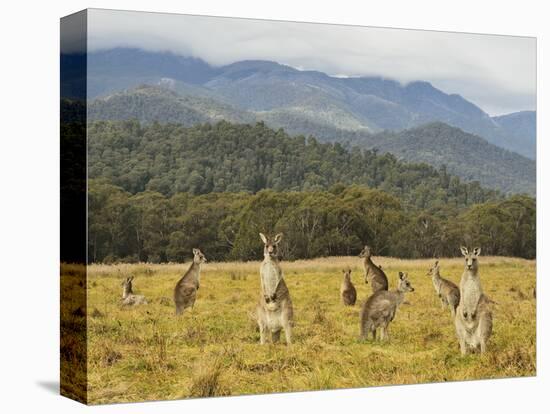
<box><xmin>359</xmin><ymin>245</ymin><xmax>389</xmax><ymax>293</ymax></box>
<box><xmin>360</xmin><ymin>272</ymin><xmax>414</xmax><ymax>341</ymax></box>
<box><xmin>174</xmin><ymin>248</ymin><xmax>207</xmax><ymax>315</ymax></box>
<box><xmin>340</xmin><ymin>268</ymin><xmax>357</xmax><ymax>306</ymax></box>
<box><xmin>455</xmin><ymin>247</ymin><xmax>493</xmax><ymax>355</ymax></box>
<box><xmin>256</xmin><ymin>233</ymin><xmax>294</xmax><ymax>345</ymax></box>
<box><xmin>121</xmin><ymin>276</ymin><xmax>148</xmax><ymax>306</ymax></box>
<box><xmin>427</xmin><ymin>260</ymin><xmax>460</xmax><ymax>317</ymax></box>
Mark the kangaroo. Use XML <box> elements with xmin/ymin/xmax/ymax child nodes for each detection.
<box><xmin>121</xmin><ymin>276</ymin><xmax>148</xmax><ymax>306</ymax></box>
<box><xmin>360</xmin><ymin>272</ymin><xmax>414</xmax><ymax>341</ymax></box>
<box><xmin>174</xmin><ymin>248</ymin><xmax>207</xmax><ymax>315</ymax></box>
<box><xmin>454</xmin><ymin>247</ymin><xmax>493</xmax><ymax>355</ymax></box>
<box><xmin>256</xmin><ymin>233</ymin><xmax>294</xmax><ymax>345</ymax></box>
<box><xmin>340</xmin><ymin>268</ymin><xmax>357</xmax><ymax>306</ymax></box>
<box><xmin>427</xmin><ymin>260</ymin><xmax>460</xmax><ymax>317</ymax></box>
<box><xmin>359</xmin><ymin>245</ymin><xmax>389</xmax><ymax>293</ymax></box>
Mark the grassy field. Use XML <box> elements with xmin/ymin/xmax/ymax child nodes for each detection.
<box><xmin>80</xmin><ymin>256</ymin><xmax>536</xmax><ymax>404</ymax></box>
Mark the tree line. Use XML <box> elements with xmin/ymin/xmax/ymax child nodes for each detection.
<box><xmin>89</xmin><ymin>180</ymin><xmax>535</xmax><ymax>263</ymax></box>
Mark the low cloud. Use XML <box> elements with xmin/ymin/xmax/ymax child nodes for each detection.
<box><xmin>85</xmin><ymin>9</ymin><xmax>536</xmax><ymax>115</ymax></box>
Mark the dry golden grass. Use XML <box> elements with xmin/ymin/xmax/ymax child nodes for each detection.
<box><xmin>81</xmin><ymin>256</ymin><xmax>536</xmax><ymax>404</ymax></box>
<box><xmin>60</xmin><ymin>264</ymin><xmax>88</xmax><ymax>403</ymax></box>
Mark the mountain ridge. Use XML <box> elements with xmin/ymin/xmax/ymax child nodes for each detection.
<box><xmin>81</xmin><ymin>48</ymin><xmax>536</xmax><ymax>159</ymax></box>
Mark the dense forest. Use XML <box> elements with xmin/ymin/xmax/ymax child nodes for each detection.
<box><xmin>88</xmin><ymin>120</ymin><xmax>500</xmax><ymax>210</ymax></box>
<box><xmin>88</xmin><ymin>180</ymin><xmax>535</xmax><ymax>262</ymax></box>
<box><xmin>81</xmin><ymin>119</ymin><xmax>535</xmax><ymax>262</ymax></box>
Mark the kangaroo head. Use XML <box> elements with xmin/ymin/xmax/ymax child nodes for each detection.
<box><xmin>263</xmin><ymin>292</ymin><xmax>280</xmax><ymax>310</ymax></box>
<box><xmin>122</xmin><ymin>276</ymin><xmax>134</xmax><ymax>297</ymax></box>
<box><xmin>427</xmin><ymin>260</ymin><xmax>440</xmax><ymax>276</ymax></box>
<box><xmin>398</xmin><ymin>272</ymin><xmax>414</xmax><ymax>293</ymax></box>
<box><xmin>462</xmin><ymin>308</ymin><xmax>478</xmax><ymax>322</ymax></box>
<box><xmin>460</xmin><ymin>246</ymin><xmax>480</xmax><ymax>272</ymax></box>
<box><xmin>359</xmin><ymin>245</ymin><xmax>371</xmax><ymax>259</ymax></box>
<box><xmin>259</xmin><ymin>233</ymin><xmax>282</xmax><ymax>259</ymax></box>
<box><xmin>192</xmin><ymin>248</ymin><xmax>207</xmax><ymax>264</ymax></box>
<box><xmin>342</xmin><ymin>268</ymin><xmax>352</xmax><ymax>281</ymax></box>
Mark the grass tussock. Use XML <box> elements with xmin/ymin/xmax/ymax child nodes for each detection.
<box><xmin>189</xmin><ymin>359</ymin><xmax>230</xmax><ymax>398</ymax></box>
<box><xmin>101</xmin><ymin>346</ymin><xmax>122</xmax><ymax>367</ymax></box>
<box><xmin>82</xmin><ymin>256</ymin><xmax>536</xmax><ymax>404</ymax></box>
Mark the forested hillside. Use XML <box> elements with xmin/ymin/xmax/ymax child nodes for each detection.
<box><xmin>88</xmin><ymin>120</ymin><xmax>499</xmax><ymax>209</ymax></box>
<box><xmin>89</xmin><ymin>85</ymin><xmax>255</xmax><ymax>125</ymax></box>
<box><xmin>348</xmin><ymin>123</ymin><xmax>536</xmax><ymax>195</ymax></box>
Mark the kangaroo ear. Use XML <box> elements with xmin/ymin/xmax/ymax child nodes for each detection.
<box><xmin>473</xmin><ymin>247</ymin><xmax>481</xmax><ymax>256</ymax></box>
<box><xmin>460</xmin><ymin>246</ymin><xmax>469</xmax><ymax>256</ymax></box>
<box><xmin>273</xmin><ymin>233</ymin><xmax>283</xmax><ymax>244</ymax></box>
<box><xmin>435</xmin><ymin>260</ymin><xmax>439</xmax><ymax>266</ymax></box>
<box><xmin>399</xmin><ymin>271</ymin><xmax>404</xmax><ymax>280</ymax></box>
<box><xmin>259</xmin><ymin>233</ymin><xmax>267</xmax><ymax>244</ymax></box>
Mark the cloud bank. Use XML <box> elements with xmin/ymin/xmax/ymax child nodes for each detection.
<box><xmin>86</xmin><ymin>9</ymin><xmax>536</xmax><ymax>115</ymax></box>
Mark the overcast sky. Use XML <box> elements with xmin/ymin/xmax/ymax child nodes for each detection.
<box><xmin>84</xmin><ymin>8</ymin><xmax>536</xmax><ymax>116</ymax></box>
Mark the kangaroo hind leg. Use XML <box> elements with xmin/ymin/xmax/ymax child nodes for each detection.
<box><xmin>283</xmin><ymin>323</ymin><xmax>292</xmax><ymax>345</ymax></box>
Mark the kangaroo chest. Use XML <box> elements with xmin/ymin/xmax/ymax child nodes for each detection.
<box><xmin>340</xmin><ymin>281</ymin><xmax>349</xmax><ymax>294</ymax></box>
<box><xmin>261</xmin><ymin>260</ymin><xmax>281</xmax><ymax>297</ymax></box>
<box><xmin>461</xmin><ymin>276</ymin><xmax>482</xmax><ymax>314</ymax></box>
<box><xmin>180</xmin><ymin>265</ymin><xmax>200</xmax><ymax>287</ymax></box>
<box><xmin>264</xmin><ymin>307</ymin><xmax>284</xmax><ymax>331</ymax></box>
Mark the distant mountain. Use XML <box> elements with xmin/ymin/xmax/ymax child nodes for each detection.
<box><xmin>88</xmin><ymin>85</ymin><xmax>255</xmax><ymax>125</ymax></box>
<box><xmin>492</xmin><ymin>111</ymin><xmax>536</xmax><ymax>158</ymax></box>
<box><xmin>83</xmin><ymin>48</ymin><xmax>536</xmax><ymax>158</ymax></box>
<box><xmin>86</xmin><ymin>48</ymin><xmax>218</xmax><ymax>98</ymax></box>
<box><xmin>87</xmin><ymin>87</ymin><xmax>535</xmax><ymax>195</ymax></box>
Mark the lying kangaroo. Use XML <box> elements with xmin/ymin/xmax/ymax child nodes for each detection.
<box><xmin>174</xmin><ymin>248</ymin><xmax>207</xmax><ymax>315</ymax></box>
<box><xmin>121</xmin><ymin>276</ymin><xmax>148</xmax><ymax>306</ymax></box>
<box><xmin>256</xmin><ymin>233</ymin><xmax>294</xmax><ymax>345</ymax></box>
<box><xmin>455</xmin><ymin>247</ymin><xmax>493</xmax><ymax>355</ymax></box>
<box><xmin>427</xmin><ymin>260</ymin><xmax>460</xmax><ymax>317</ymax></box>
<box><xmin>360</xmin><ymin>272</ymin><xmax>414</xmax><ymax>341</ymax></box>
<box><xmin>359</xmin><ymin>245</ymin><xmax>389</xmax><ymax>293</ymax></box>
<box><xmin>340</xmin><ymin>268</ymin><xmax>357</xmax><ymax>306</ymax></box>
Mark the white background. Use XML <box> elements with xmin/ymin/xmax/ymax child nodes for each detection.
<box><xmin>0</xmin><ymin>0</ymin><xmax>546</xmax><ymax>412</ymax></box>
